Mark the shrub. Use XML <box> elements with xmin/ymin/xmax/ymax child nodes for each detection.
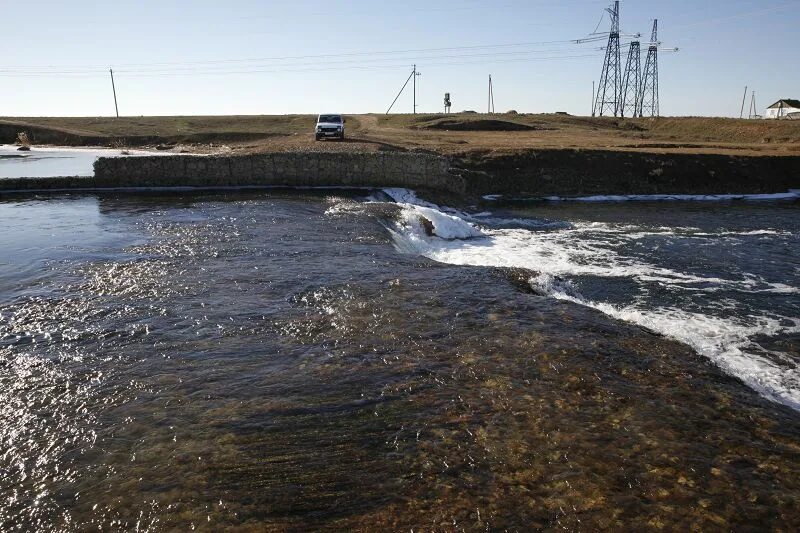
<box><xmin>111</xmin><ymin>138</ymin><xmax>130</xmax><ymax>155</ymax></box>
<box><xmin>16</xmin><ymin>132</ymin><xmax>31</xmax><ymax>149</ymax></box>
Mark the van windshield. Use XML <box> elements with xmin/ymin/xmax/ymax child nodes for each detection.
<box><xmin>319</xmin><ymin>115</ymin><xmax>342</xmax><ymax>123</ymax></box>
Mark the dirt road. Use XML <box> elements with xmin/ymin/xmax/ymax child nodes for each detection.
<box><xmin>2</xmin><ymin>113</ymin><xmax>799</xmax><ymax>157</ymax></box>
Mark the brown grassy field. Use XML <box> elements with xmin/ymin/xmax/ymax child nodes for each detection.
<box><xmin>2</xmin><ymin>113</ymin><xmax>799</xmax><ymax>157</ymax></box>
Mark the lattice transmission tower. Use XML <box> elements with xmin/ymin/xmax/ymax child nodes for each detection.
<box><xmin>621</xmin><ymin>41</ymin><xmax>641</xmax><ymax>117</ymax></box>
<box><xmin>593</xmin><ymin>1</ymin><xmax>622</xmax><ymax>117</ymax></box>
<box><xmin>639</xmin><ymin>20</ymin><xmax>660</xmax><ymax>117</ymax></box>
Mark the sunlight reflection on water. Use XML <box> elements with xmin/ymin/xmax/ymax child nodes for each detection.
<box><xmin>0</xmin><ymin>191</ymin><xmax>798</xmax><ymax>531</ymax></box>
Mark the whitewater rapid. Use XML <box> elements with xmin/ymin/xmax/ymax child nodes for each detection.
<box><xmin>378</xmin><ymin>189</ymin><xmax>800</xmax><ymax>411</ymax></box>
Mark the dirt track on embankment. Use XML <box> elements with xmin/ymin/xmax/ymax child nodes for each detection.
<box><xmin>2</xmin><ymin>113</ymin><xmax>799</xmax><ymax>157</ymax></box>
<box><xmin>1</xmin><ymin>114</ymin><xmax>799</xmax><ymax>196</ymax></box>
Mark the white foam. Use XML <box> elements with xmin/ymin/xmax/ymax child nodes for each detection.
<box><xmin>387</xmin><ymin>200</ymin><xmax>800</xmax><ymax>411</ymax></box>
<box><xmin>536</xmin><ymin>192</ymin><xmax>800</xmax><ymax>202</ymax></box>
<box><xmin>382</xmin><ymin>188</ymin><xmax>441</xmax><ymax>209</ymax></box>
<box><xmin>391</xmin><ymin>207</ymin><xmax>798</xmax><ymax>292</ymax></box>
<box><xmin>395</xmin><ymin>204</ymin><xmax>484</xmax><ymax>241</ymax></box>
<box><xmin>383</xmin><ymin>188</ymin><xmax>483</xmax><ymax>240</ymax></box>
<box><xmin>530</xmin><ymin>273</ymin><xmax>800</xmax><ymax>410</ymax></box>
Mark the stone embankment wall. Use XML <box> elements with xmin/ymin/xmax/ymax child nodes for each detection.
<box><xmin>1</xmin><ymin>149</ymin><xmax>798</xmax><ymax>197</ymax></box>
<box><xmin>455</xmin><ymin>149</ymin><xmax>800</xmax><ymax>196</ymax></box>
<box><xmin>93</xmin><ymin>152</ymin><xmax>464</xmax><ymax>192</ymax></box>
<box><xmin>0</xmin><ymin>152</ymin><xmax>463</xmax><ymax>194</ymax></box>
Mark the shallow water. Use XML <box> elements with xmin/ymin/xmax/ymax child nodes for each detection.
<box><xmin>0</xmin><ymin>145</ymin><xmax>158</xmax><ymax>179</ymax></box>
<box><xmin>1</xmin><ymin>191</ymin><xmax>799</xmax><ymax>530</ymax></box>
<box><xmin>388</xmin><ymin>193</ymin><xmax>800</xmax><ymax>410</ymax></box>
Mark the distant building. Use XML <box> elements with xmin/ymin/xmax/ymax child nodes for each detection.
<box><xmin>764</xmin><ymin>99</ymin><xmax>800</xmax><ymax>119</ymax></box>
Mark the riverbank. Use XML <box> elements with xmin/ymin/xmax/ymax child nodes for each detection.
<box><xmin>1</xmin><ymin>149</ymin><xmax>798</xmax><ymax>199</ymax></box>
<box><xmin>3</xmin><ymin>113</ymin><xmax>800</xmax><ymax>157</ymax></box>
<box><xmin>454</xmin><ymin>149</ymin><xmax>800</xmax><ymax>196</ymax></box>
<box><xmin>1</xmin><ymin>114</ymin><xmax>798</xmax><ymax>197</ymax></box>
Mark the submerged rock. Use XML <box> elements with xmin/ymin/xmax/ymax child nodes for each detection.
<box><xmin>419</xmin><ymin>215</ymin><xmax>435</xmax><ymax>237</ymax></box>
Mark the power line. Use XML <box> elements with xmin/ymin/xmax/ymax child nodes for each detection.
<box><xmin>0</xmin><ymin>53</ymin><xmax>605</xmax><ymax>79</ymax></box>
<box><xmin>0</xmin><ymin>45</ymin><xmax>600</xmax><ymax>75</ymax></box>
<box><xmin>671</xmin><ymin>1</ymin><xmax>796</xmax><ymax>31</ymax></box>
<box><xmin>0</xmin><ymin>38</ymin><xmax>598</xmax><ymax>72</ymax></box>
<box><xmin>121</xmin><ymin>47</ymin><xmax>599</xmax><ymax>74</ymax></box>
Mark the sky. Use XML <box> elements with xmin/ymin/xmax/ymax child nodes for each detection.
<box><xmin>2</xmin><ymin>0</ymin><xmax>797</xmax><ymax>117</ymax></box>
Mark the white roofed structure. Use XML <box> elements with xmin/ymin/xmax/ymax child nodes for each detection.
<box><xmin>764</xmin><ymin>99</ymin><xmax>800</xmax><ymax>119</ymax></box>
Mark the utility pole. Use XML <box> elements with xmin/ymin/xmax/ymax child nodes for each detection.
<box><xmin>488</xmin><ymin>75</ymin><xmax>495</xmax><ymax>114</ymax></box>
<box><xmin>413</xmin><ymin>64</ymin><xmax>417</xmax><ymax>113</ymax></box>
<box><xmin>749</xmin><ymin>91</ymin><xmax>758</xmax><ymax>119</ymax></box>
<box><xmin>639</xmin><ymin>19</ymin><xmax>660</xmax><ymax>117</ymax></box>
<box><xmin>740</xmin><ymin>86</ymin><xmax>748</xmax><ymax>119</ymax></box>
<box><xmin>412</xmin><ymin>64</ymin><xmax>422</xmax><ymax>114</ymax></box>
<box><xmin>621</xmin><ymin>41</ymin><xmax>642</xmax><ymax>117</ymax></box>
<box><xmin>109</xmin><ymin>68</ymin><xmax>119</xmax><ymax>118</ymax></box>
<box><xmin>593</xmin><ymin>1</ymin><xmax>622</xmax><ymax>117</ymax></box>
<box><xmin>386</xmin><ymin>66</ymin><xmax>416</xmax><ymax>114</ymax></box>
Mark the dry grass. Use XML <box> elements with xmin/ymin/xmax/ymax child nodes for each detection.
<box><xmin>378</xmin><ymin>113</ymin><xmax>800</xmax><ymax>144</ymax></box>
<box><xmin>1</xmin><ymin>113</ymin><xmax>799</xmax><ymax>157</ymax></box>
<box><xmin>2</xmin><ymin>115</ymin><xmax>313</xmax><ymax>137</ymax></box>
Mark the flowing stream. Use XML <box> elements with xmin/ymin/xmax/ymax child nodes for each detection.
<box><xmin>1</xmin><ymin>189</ymin><xmax>798</xmax><ymax>530</ymax></box>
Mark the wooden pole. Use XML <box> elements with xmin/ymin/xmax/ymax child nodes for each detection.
<box><xmin>488</xmin><ymin>75</ymin><xmax>492</xmax><ymax>114</ymax></box>
<box><xmin>110</xmin><ymin>68</ymin><xmax>119</xmax><ymax>118</ymax></box>
<box><xmin>739</xmin><ymin>85</ymin><xmax>747</xmax><ymax>119</ymax></box>
<box><xmin>413</xmin><ymin>64</ymin><xmax>416</xmax><ymax>114</ymax></box>
<box><xmin>386</xmin><ymin>68</ymin><xmax>414</xmax><ymax>114</ymax></box>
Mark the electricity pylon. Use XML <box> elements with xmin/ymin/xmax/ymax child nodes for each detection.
<box><xmin>639</xmin><ymin>19</ymin><xmax>660</xmax><ymax>117</ymax></box>
<box><xmin>593</xmin><ymin>1</ymin><xmax>622</xmax><ymax>117</ymax></box>
<box><xmin>620</xmin><ymin>41</ymin><xmax>641</xmax><ymax>117</ymax></box>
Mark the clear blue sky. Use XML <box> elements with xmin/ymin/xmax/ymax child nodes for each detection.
<box><xmin>2</xmin><ymin>0</ymin><xmax>797</xmax><ymax>117</ymax></box>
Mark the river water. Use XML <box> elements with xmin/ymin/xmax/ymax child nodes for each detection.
<box><xmin>1</xmin><ymin>189</ymin><xmax>799</xmax><ymax>530</ymax></box>
<box><xmin>0</xmin><ymin>145</ymin><xmax>159</xmax><ymax>179</ymax></box>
